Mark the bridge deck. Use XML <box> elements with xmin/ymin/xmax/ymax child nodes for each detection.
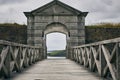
<box><xmin>9</xmin><ymin>57</ymin><xmax>103</xmax><ymax>80</ymax></box>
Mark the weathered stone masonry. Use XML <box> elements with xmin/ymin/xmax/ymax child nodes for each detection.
<box><xmin>24</xmin><ymin>0</ymin><xmax>88</xmax><ymax>58</ymax></box>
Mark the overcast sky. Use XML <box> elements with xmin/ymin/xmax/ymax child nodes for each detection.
<box><xmin>0</xmin><ymin>0</ymin><xmax>120</xmax><ymax>24</ymax></box>
<box><xmin>46</xmin><ymin>33</ymin><xmax>66</xmax><ymax>51</ymax></box>
<box><xmin>0</xmin><ymin>0</ymin><xmax>120</xmax><ymax>50</ymax></box>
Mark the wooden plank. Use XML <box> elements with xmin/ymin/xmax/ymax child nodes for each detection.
<box><xmin>91</xmin><ymin>47</ymin><xmax>101</xmax><ymax>74</ymax></box>
<box><xmin>10</xmin><ymin>57</ymin><xmax>102</xmax><ymax>80</ymax></box>
<box><xmin>110</xmin><ymin>43</ymin><xmax>117</xmax><ymax>63</ymax></box>
<box><xmin>4</xmin><ymin>46</ymin><xmax>11</xmax><ymax>78</ymax></box>
<box><xmin>0</xmin><ymin>40</ymin><xmax>42</xmax><ymax>48</ymax></box>
<box><xmin>0</xmin><ymin>46</ymin><xmax>9</xmax><ymax>71</ymax></box>
<box><xmin>72</xmin><ymin>37</ymin><xmax>120</xmax><ymax>48</ymax></box>
<box><xmin>20</xmin><ymin>48</ymin><xmax>27</xmax><ymax>68</ymax></box>
<box><xmin>89</xmin><ymin>47</ymin><xmax>94</xmax><ymax>71</ymax></box>
<box><xmin>99</xmin><ymin>45</ymin><xmax>106</xmax><ymax>77</ymax></box>
<box><xmin>117</xmin><ymin>43</ymin><xmax>120</xmax><ymax>80</ymax></box>
<box><xmin>80</xmin><ymin>48</ymin><xmax>85</xmax><ymax>65</ymax></box>
<box><xmin>102</xmin><ymin>45</ymin><xmax>117</xmax><ymax>80</ymax></box>
<box><xmin>9</xmin><ymin>46</ymin><xmax>20</xmax><ymax>72</ymax></box>
<box><xmin>76</xmin><ymin>49</ymin><xmax>79</xmax><ymax>63</ymax></box>
<box><xmin>77</xmin><ymin>48</ymin><xmax>82</xmax><ymax>64</ymax></box>
<box><xmin>0</xmin><ymin>40</ymin><xmax>43</xmax><ymax>78</ymax></box>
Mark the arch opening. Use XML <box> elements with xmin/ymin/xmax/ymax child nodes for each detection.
<box><xmin>46</xmin><ymin>32</ymin><xmax>66</xmax><ymax>58</ymax></box>
<box><xmin>43</xmin><ymin>22</ymin><xmax>70</xmax><ymax>58</ymax></box>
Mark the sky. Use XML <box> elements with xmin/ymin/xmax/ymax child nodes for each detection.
<box><xmin>46</xmin><ymin>33</ymin><xmax>66</xmax><ymax>51</ymax></box>
<box><xmin>0</xmin><ymin>0</ymin><xmax>120</xmax><ymax>50</ymax></box>
<box><xmin>0</xmin><ymin>0</ymin><xmax>120</xmax><ymax>24</ymax></box>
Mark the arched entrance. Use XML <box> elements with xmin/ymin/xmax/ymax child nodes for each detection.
<box><xmin>44</xmin><ymin>22</ymin><xmax>69</xmax><ymax>58</ymax></box>
<box><xmin>46</xmin><ymin>32</ymin><xmax>66</xmax><ymax>57</ymax></box>
<box><xmin>46</xmin><ymin>32</ymin><xmax>66</xmax><ymax>51</ymax></box>
<box><xmin>24</xmin><ymin>0</ymin><xmax>88</xmax><ymax>59</ymax></box>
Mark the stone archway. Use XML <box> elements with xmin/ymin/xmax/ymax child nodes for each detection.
<box><xmin>44</xmin><ymin>22</ymin><xmax>70</xmax><ymax>46</ymax></box>
<box><xmin>44</xmin><ymin>22</ymin><xmax>69</xmax><ymax>35</ymax></box>
<box><xmin>24</xmin><ymin>0</ymin><xmax>88</xmax><ymax>59</ymax></box>
<box><xmin>43</xmin><ymin>22</ymin><xmax>70</xmax><ymax>58</ymax></box>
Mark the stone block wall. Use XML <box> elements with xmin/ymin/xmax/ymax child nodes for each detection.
<box><xmin>85</xmin><ymin>27</ymin><xmax>120</xmax><ymax>43</ymax></box>
<box><xmin>27</xmin><ymin>15</ymin><xmax>85</xmax><ymax>47</ymax></box>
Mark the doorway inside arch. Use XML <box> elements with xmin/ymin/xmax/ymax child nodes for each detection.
<box><xmin>46</xmin><ymin>32</ymin><xmax>66</xmax><ymax>58</ymax></box>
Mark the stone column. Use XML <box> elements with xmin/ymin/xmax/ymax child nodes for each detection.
<box><xmin>27</xmin><ymin>16</ymin><xmax>34</xmax><ymax>45</ymax></box>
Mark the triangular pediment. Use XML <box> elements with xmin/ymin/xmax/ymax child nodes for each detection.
<box><xmin>24</xmin><ymin>0</ymin><xmax>88</xmax><ymax>16</ymax></box>
<box><xmin>33</xmin><ymin>4</ymin><xmax>76</xmax><ymax>15</ymax></box>
<box><xmin>31</xmin><ymin>0</ymin><xmax>83</xmax><ymax>15</ymax></box>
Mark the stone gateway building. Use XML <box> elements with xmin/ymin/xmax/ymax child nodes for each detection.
<box><xmin>24</xmin><ymin>0</ymin><xmax>88</xmax><ymax>58</ymax></box>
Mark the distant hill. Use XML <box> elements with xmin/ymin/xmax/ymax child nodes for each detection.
<box><xmin>47</xmin><ymin>50</ymin><xmax>66</xmax><ymax>57</ymax></box>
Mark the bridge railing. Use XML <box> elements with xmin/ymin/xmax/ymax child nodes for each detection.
<box><xmin>0</xmin><ymin>40</ymin><xmax>43</xmax><ymax>78</ymax></box>
<box><xmin>71</xmin><ymin>37</ymin><xmax>120</xmax><ymax>80</ymax></box>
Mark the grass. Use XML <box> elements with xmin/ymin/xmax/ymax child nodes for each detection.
<box><xmin>86</xmin><ymin>23</ymin><xmax>120</xmax><ymax>28</ymax></box>
<box><xmin>47</xmin><ymin>50</ymin><xmax>66</xmax><ymax>57</ymax></box>
<box><xmin>0</xmin><ymin>23</ymin><xmax>26</xmax><ymax>27</ymax></box>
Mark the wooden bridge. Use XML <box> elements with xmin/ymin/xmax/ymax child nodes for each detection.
<box><xmin>0</xmin><ymin>37</ymin><xmax>120</xmax><ymax>80</ymax></box>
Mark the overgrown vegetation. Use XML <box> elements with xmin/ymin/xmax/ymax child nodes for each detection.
<box><xmin>0</xmin><ymin>23</ymin><xmax>27</xmax><ymax>44</ymax></box>
<box><xmin>47</xmin><ymin>50</ymin><xmax>66</xmax><ymax>57</ymax></box>
<box><xmin>0</xmin><ymin>23</ymin><xmax>26</xmax><ymax>27</ymax></box>
<box><xmin>0</xmin><ymin>22</ymin><xmax>120</xmax><ymax>45</ymax></box>
<box><xmin>85</xmin><ymin>23</ymin><xmax>120</xmax><ymax>43</ymax></box>
<box><xmin>86</xmin><ymin>23</ymin><xmax>120</xmax><ymax>28</ymax></box>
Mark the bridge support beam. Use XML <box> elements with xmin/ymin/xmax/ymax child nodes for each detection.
<box><xmin>71</xmin><ymin>38</ymin><xmax>120</xmax><ymax>80</ymax></box>
<box><xmin>4</xmin><ymin>46</ymin><xmax>11</xmax><ymax>78</ymax></box>
<box><xmin>0</xmin><ymin>40</ymin><xmax>44</xmax><ymax>79</ymax></box>
<box><xmin>117</xmin><ymin>44</ymin><xmax>120</xmax><ymax>80</ymax></box>
<box><xmin>99</xmin><ymin>45</ymin><xmax>106</xmax><ymax>77</ymax></box>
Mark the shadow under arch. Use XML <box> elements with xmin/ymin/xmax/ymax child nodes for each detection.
<box><xmin>43</xmin><ymin>22</ymin><xmax>70</xmax><ymax>38</ymax></box>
